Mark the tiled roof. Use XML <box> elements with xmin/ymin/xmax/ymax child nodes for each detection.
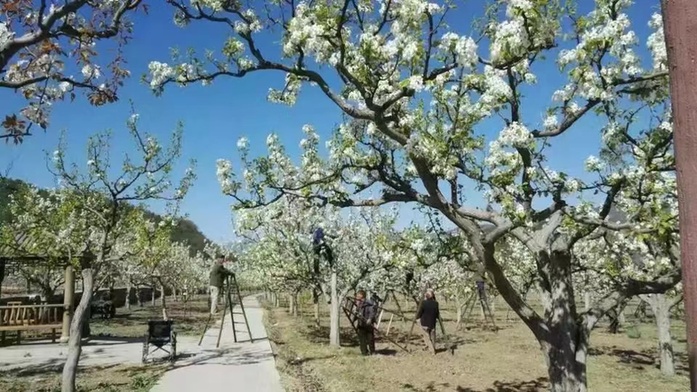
<box><xmin>0</xmin><ymin>231</ymin><xmax>52</xmax><ymax>261</ymax></box>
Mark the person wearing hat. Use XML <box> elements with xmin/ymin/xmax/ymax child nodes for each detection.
<box><xmin>209</xmin><ymin>253</ymin><xmax>235</xmax><ymax>315</ymax></box>
<box><xmin>415</xmin><ymin>288</ymin><xmax>440</xmax><ymax>354</ymax></box>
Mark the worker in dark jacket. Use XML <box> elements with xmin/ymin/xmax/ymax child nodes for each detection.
<box><xmin>415</xmin><ymin>288</ymin><xmax>440</xmax><ymax>354</ymax></box>
<box><xmin>354</xmin><ymin>290</ymin><xmax>377</xmax><ymax>356</ymax></box>
<box><xmin>209</xmin><ymin>253</ymin><xmax>234</xmax><ymax>315</ymax></box>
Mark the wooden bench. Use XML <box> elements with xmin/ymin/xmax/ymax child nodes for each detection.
<box><xmin>0</xmin><ymin>304</ymin><xmax>64</xmax><ymax>344</ymax></box>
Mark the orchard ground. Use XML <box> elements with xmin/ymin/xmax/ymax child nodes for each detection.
<box><xmin>0</xmin><ymin>296</ymin><xmax>212</xmax><ymax>391</ymax></box>
<box><xmin>264</xmin><ymin>295</ymin><xmax>689</xmax><ymax>392</ymax></box>
<box><xmin>0</xmin><ymin>292</ymin><xmax>688</xmax><ymax>391</ymax></box>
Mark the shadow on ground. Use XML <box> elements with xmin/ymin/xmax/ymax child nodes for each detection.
<box><xmin>165</xmin><ymin>344</ymin><xmax>275</xmax><ymax>369</ymax></box>
<box><xmin>305</xmin><ymin>326</ymin><xmax>361</xmax><ymax>347</ymax></box>
<box><xmin>455</xmin><ymin>377</ymin><xmax>549</xmax><ymax>392</ymax></box>
<box><xmin>589</xmin><ymin>345</ymin><xmax>689</xmax><ymax>374</ymax></box>
<box><xmin>0</xmin><ymin>361</ymin><xmax>123</xmax><ymax>378</ymax></box>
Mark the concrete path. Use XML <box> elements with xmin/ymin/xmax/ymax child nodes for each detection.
<box><xmin>150</xmin><ymin>294</ymin><xmax>284</xmax><ymax>392</ymax></box>
<box><xmin>0</xmin><ymin>295</ymin><xmax>284</xmax><ymax>392</ymax></box>
<box><xmin>0</xmin><ymin>335</ymin><xmax>149</xmax><ymax>372</ymax></box>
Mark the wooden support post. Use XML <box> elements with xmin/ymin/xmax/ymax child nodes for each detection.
<box><xmin>385</xmin><ymin>314</ymin><xmax>394</xmax><ymax>336</ymax></box>
<box><xmin>662</xmin><ymin>1</ymin><xmax>697</xmax><ymax>388</ymax></box>
<box><xmin>375</xmin><ymin>308</ymin><xmax>385</xmax><ymax>330</ymax></box>
<box><xmin>60</xmin><ymin>265</ymin><xmax>75</xmax><ymax>343</ymax></box>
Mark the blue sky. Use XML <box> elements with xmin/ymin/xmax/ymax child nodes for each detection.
<box><xmin>0</xmin><ymin>1</ymin><xmax>663</xmax><ymax>242</ymax></box>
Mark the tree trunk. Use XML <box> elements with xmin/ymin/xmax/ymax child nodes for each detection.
<box><xmin>541</xmin><ymin>329</ymin><xmax>588</xmax><ymax>392</ymax></box>
<box><xmin>313</xmin><ymin>289</ymin><xmax>321</xmax><ymax>327</ymax></box>
<box><xmin>455</xmin><ymin>293</ymin><xmax>463</xmax><ymax>327</ymax></box>
<box><xmin>491</xmin><ymin>247</ymin><xmax>588</xmax><ymax>392</ymax></box>
<box><xmin>151</xmin><ymin>284</ymin><xmax>156</xmax><ymax>306</ymax></box>
<box><xmin>160</xmin><ymin>283</ymin><xmax>168</xmax><ymax>321</ymax></box>
<box><xmin>293</xmin><ymin>292</ymin><xmax>299</xmax><ymax>317</ymax></box>
<box><xmin>0</xmin><ymin>259</ymin><xmax>5</xmax><ymax>297</ymax></box>
<box><xmin>542</xmin><ymin>252</ymin><xmax>588</xmax><ymax>392</ymax></box>
<box><xmin>40</xmin><ymin>284</ymin><xmax>55</xmax><ymax>303</ymax></box>
<box><xmin>125</xmin><ymin>280</ymin><xmax>132</xmax><ymax>310</ymax></box>
<box><xmin>314</xmin><ymin>301</ymin><xmax>321</xmax><ymax>327</ymax></box>
<box><xmin>329</xmin><ymin>271</ymin><xmax>340</xmax><ymax>347</ymax></box>
<box><xmin>288</xmin><ymin>293</ymin><xmax>295</xmax><ymax>315</ymax></box>
<box><xmin>584</xmin><ymin>291</ymin><xmax>591</xmax><ymax>312</ymax></box>
<box><xmin>61</xmin><ymin>268</ymin><xmax>95</xmax><ymax>392</ymax></box>
<box><xmin>643</xmin><ymin>294</ymin><xmax>676</xmax><ymax>377</ymax></box>
<box><xmin>135</xmin><ymin>285</ymin><xmax>140</xmax><ymax>307</ymax></box>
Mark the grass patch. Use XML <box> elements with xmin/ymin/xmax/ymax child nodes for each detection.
<box><xmin>0</xmin><ymin>364</ymin><xmax>165</xmax><ymax>392</ymax></box>
<box><xmin>263</xmin><ymin>297</ymin><xmax>689</xmax><ymax>392</ymax></box>
<box><xmin>263</xmin><ymin>301</ymin><xmax>327</xmax><ymax>392</ymax></box>
<box><xmin>91</xmin><ymin>296</ymin><xmax>210</xmax><ymax>338</ymax></box>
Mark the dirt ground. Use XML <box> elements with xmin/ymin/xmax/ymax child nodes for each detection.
<box><xmin>263</xmin><ymin>296</ymin><xmax>690</xmax><ymax>392</ymax></box>
<box><xmin>91</xmin><ymin>297</ymin><xmax>211</xmax><ymax>338</ymax></box>
<box><xmin>0</xmin><ymin>364</ymin><xmax>165</xmax><ymax>392</ymax></box>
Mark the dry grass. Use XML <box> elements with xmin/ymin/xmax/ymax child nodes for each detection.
<box><xmin>0</xmin><ymin>364</ymin><xmax>165</xmax><ymax>392</ymax></box>
<box><xmin>91</xmin><ymin>296</ymin><xmax>211</xmax><ymax>338</ymax></box>
<box><xmin>263</xmin><ymin>296</ymin><xmax>689</xmax><ymax>392</ymax></box>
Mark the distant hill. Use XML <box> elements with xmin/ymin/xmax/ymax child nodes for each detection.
<box><xmin>0</xmin><ymin>177</ymin><xmax>210</xmax><ymax>255</ymax></box>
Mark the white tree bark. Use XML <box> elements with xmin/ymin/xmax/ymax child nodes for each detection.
<box><xmin>125</xmin><ymin>279</ymin><xmax>132</xmax><ymax>310</ymax></box>
<box><xmin>61</xmin><ymin>268</ymin><xmax>95</xmax><ymax>392</ymax></box>
<box><xmin>288</xmin><ymin>293</ymin><xmax>296</xmax><ymax>315</ymax></box>
<box><xmin>455</xmin><ymin>292</ymin><xmax>464</xmax><ymax>328</ymax></box>
<box><xmin>293</xmin><ymin>292</ymin><xmax>299</xmax><ymax>317</ymax></box>
<box><xmin>160</xmin><ymin>282</ymin><xmax>168</xmax><ymax>320</ymax></box>
<box><xmin>329</xmin><ymin>271</ymin><xmax>340</xmax><ymax>347</ymax></box>
<box><xmin>151</xmin><ymin>283</ymin><xmax>156</xmax><ymax>306</ymax></box>
<box><xmin>314</xmin><ymin>300</ymin><xmax>321</xmax><ymax>327</ymax></box>
<box><xmin>640</xmin><ymin>294</ymin><xmax>678</xmax><ymax>377</ymax></box>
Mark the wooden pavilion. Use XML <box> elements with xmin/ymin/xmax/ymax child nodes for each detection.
<box><xmin>0</xmin><ymin>232</ymin><xmax>91</xmax><ymax>343</ymax></box>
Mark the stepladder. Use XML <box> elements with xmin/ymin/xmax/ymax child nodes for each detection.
<box><xmin>199</xmin><ymin>274</ymin><xmax>254</xmax><ymax>348</ymax></box>
<box><xmin>458</xmin><ymin>281</ymin><xmax>498</xmax><ymax>332</ymax></box>
<box><xmin>340</xmin><ymin>295</ymin><xmax>410</xmax><ymax>353</ymax></box>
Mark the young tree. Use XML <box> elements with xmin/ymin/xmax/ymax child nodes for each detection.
<box><xmin>129</xmin><ymin>214</ymin><xmax>176</xmax><ymax>319</ymax></box>
<box><xmin>151</xmin><ymin>1</ymin><xmax>678</xmax><ymax>390</ymax></box>
<box><xmin>236</xmin><ymin>192</ymin><xmax>396</xmax><ymax>346</ymax></box>
<box><xmin>576</xmin><ymin>224</ymin><xmax>682</xmax><ymax>376</ymax></box>
<box><xmin>0</xmin><ymin>186</ymin><xmax>69</xmax><ymax>300</ymax></box>
<box><xmin>48</xmin><ymin>113</ymin><xmax>194</xmax><ymax>392</ymax></box>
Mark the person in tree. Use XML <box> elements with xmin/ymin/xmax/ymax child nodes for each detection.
<box><xmin>415</xmin><ymin>288</ymin><xmax>440</xmax><ymax>354</ymax></box>
<box><xmin>354</xmin><ymin>289</ymin><xmax>377</xmax><ymax>356</ymax></box>
<box><xmin>209</xmin><ymin>253</ymin><xmax>234</xmax><ymax>315</ymax></box>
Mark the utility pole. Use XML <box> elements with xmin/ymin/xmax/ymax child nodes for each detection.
<box><xmin>662</xmin><ymin>0</ymin><xmax>697</xmax><ymax>389</ymax></box>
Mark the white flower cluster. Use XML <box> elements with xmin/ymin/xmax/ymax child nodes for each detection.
<box><xmin>0</xmin><ymin>21</ymin><xmax>14</xmax><ymax>51</ymax></box>
<box><xmin>216</xmin><ymin>159</ymin><xmax>236</xmax><ymax>195</ymax></box>
<box><xmin>438</xmin><ymin>32</ymin><xmax>478</xmax><ymax>68</ymax></box>
<box><xmin>647</xmin><ymin>13</ymin><xmax>667</xmax><ymax>71</ymax></box>
<box><xmin>485</xmin><ymin>122</ymin><xmax>534</xmax><ymax>178</ymax></box>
